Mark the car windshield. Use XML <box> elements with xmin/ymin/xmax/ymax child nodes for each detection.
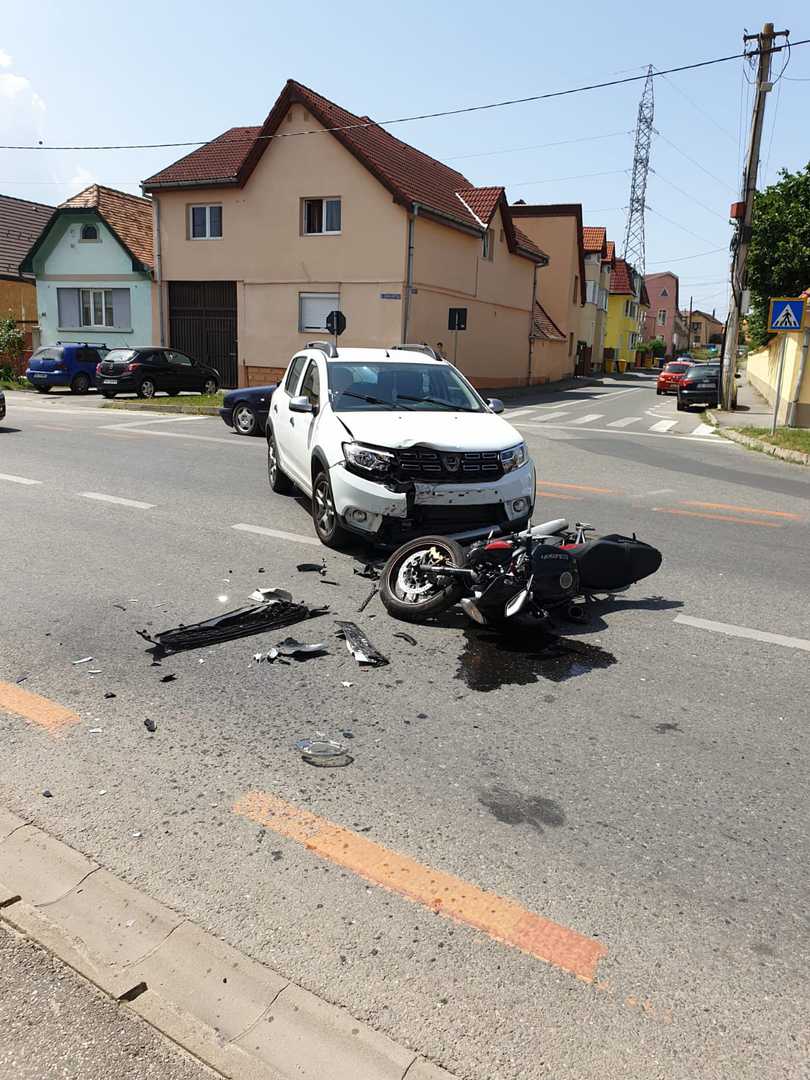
<box><xmin>665</xmin><ymin>362</ymin><xmax>691</xmax><ymax>373</ymax></box>
<box><xmin>104</xmin><ymin>349</ymin><xmax>137</xmax><ymax>364</ymax></box>
<box><xmin>327</xmin><ymin>361</ymin><xmax>484</xmax><ymax>412</ymax></box>
<box><xmin>686</xmin><ymin>367</ymin><xmax>719</xmax><ymax>380</ymax></box>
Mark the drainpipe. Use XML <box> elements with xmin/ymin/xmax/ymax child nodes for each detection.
<box><xmin>528</xmin><ymin>263</ymin><xmax>538</xmax><ymax>385</ymax></box>
<box><xmin>787</xmin><ymin>327</ymin><xmax>810</xmax><ymax>427</ymax></box>
<box><xmin>402</xmin><ymin>205</ymin><xmax>418</xmax><ymax>342</ymax></box>
<box><xmin>154</xmin><ymin>195</ymin><xmax>165</xmax><ymax>346</ymax></box>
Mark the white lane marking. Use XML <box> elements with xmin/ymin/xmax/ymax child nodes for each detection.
<box><xmin>516</xmin><ymin>422</ymin><xmax>732</xmax><ymax>445</ymax></box>
<box><xmin>646</xmin><ymin>487</ymin><xmax>675</xmax><ymax>495</ymax></box>
<box><xmin>100</xmin><ymin>415</ymin><xmax>212</xmax><ymax>430</ymax></box>
<box><xmin>0</xmin><ymin>472</ymin><xmax>42</xmax><ymax>485</ymax></box>
<box><xmin>649</xmin><ymin>419</ymin><xmax>677</xmax><ymax>432</ymax></box>
<box><xmin>529</xmin><ymin>410</ymin><xmax>570</xmax><ymax>422</ymax></box>
<box><xmin>675</xmin><ymin>614</ymin><xmax>810</xmax><ymax>654</ymax></box>
<box><xmin>607</xmin><ymin>416</ymin><xmax>641</xmax><ymax>428</ymax></box>
<box><xmin>567</xmin><ymin>413</ymin><xmax>603</xmax><ymax>425</ymax></box>
<box><xmin>232</xmin><ymin>523</ymin><xmax>321</xmax><ymax>547</ymax></box>
<box><xmin>79</xmin><ymin>492</ymin><xmax>155</xmax><ymax>509</ymax></box>
<box><xmin>584</xmin><ymin>387</ymin><xmax>642</xmax><ymax>400</ymax></box>
<box><xmin>690</xmin><ymin>423</ymin><xmax>716</xmax><ymax>436</ymax></box>
<box><xmin>503</xmin><ymin>408</ymin><xmax>538</xmax><ymax>420</ymax></box>
<box><xmin>103</xmin><ymin>429</ymin><xmax>248</xmax><ymax>447</ymax></box>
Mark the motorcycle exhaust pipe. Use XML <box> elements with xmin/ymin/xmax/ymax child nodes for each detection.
<box><xmin>460</xmin><ymin>597</ymin><xmax>488</xmax><ymax>625</ymax></box>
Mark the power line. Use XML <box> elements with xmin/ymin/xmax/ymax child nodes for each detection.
<box><xmin>649</xmin><ymin>170</ymin><xmax>729</xmax><ymax>221</ymax></box>
<box><xmin>508</xmin><ymin>168</ymin><xmax>627</xmax><ymax>188</ymax></box>
<box><xmin>647</xmin><ymin>245</ymin><xmax>727</xmax><ymax>264</ymax></box>
<box><xmin>654</xmin><ymin>131</ymin><xmax>737</xmax><ymax>192</ymax></box>
<box><xmin>1</xmin><ymin>39</ymin><xmax>807</xmax><ymax>153</ymax></box>
<box><xmin>652</xmin><ymin>66</ymin><xmax>738</xmax><ymax>143</ymax></box>
<box><xmin>761</xmin><ymin>76</ymin><xmax>783</xmax><ymax>185</ymax></box>
<box><xmin>647</xmin><ymin>204</ymin><xmax>724</xmax><ymax>246</ymax></box>
<box><xmin>447</xmin><ymin>130</ymin><xmax>631</xmax><ymax>161</ymax></box>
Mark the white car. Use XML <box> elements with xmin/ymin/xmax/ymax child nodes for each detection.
<box><xmin>266</xmin><ymin>342</ymin><xmax>535</xmax><ymax>547</ymax></box>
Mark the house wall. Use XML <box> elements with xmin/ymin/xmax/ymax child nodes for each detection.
<box><xmin>644</xmin><ymin>272</ymin><xmax>679</xmax><ymax>355</ymax></box>
<box><xmin>605</xmin><ymin>295</ymin><xmax>638</xmax><ymax>362</ymax></box>
<box><xmin>29</xmin><ymin>215</ymin><xmax>154</xmax><ymax>347</ymax></box>
<box><xmin>746</xmin><ymin>333</ymin><xmax>810</xmax><ymax>427</ymax></box>
<box><xmin>687</xmin><ymin>311</ymin><xmax>723</xmax><ymax>348</ymax></box>
<box><xmin>0</xmin><ymin>278</ymin><xmax>37</xmax><ymax>323</ymax></box>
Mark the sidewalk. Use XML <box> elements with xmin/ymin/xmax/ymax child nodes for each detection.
<box><xmin>708</xmin><ymin>377</ymin><xmax>773</xmax><ymax>430</ymax></box>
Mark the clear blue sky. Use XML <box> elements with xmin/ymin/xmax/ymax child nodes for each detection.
<box><xmin>2</xmin><ymin>0</ymin><xmax>806</xmax><ymax>317</ymax></box>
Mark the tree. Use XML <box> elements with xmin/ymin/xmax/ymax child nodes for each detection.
<box><xmin>0</xmin><ymin>316</ymin><xmax>24</xmax><ymax>359</ymax></box>
<box><xmin>747</xmin><ymin>163</ymin><xmax>810</xmax><ymax>348</ymax></box>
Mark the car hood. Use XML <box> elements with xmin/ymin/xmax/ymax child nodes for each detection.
<box><xmin>335</xmin><ymin>409</ymin><xmax>523</xmax><ymax>451</ymax></box>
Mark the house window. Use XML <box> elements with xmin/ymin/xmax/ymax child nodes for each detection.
<box><xmin>80</xmin><ymin>288</ymin><xmax>114</xmax><ymax>327</ymax></box>
<box><xmin>624</xmin><ymin>300</ymin><xmax>638</xmax><ymax>319</ymax></box>
<box><xmin>657</xmin><ymin>308</ymin><xmax>667</xmax><ymax>326</ymax></box>
<box><xmin>482</xmin><ymin>229</ymin><xmax>494</xmax><ymax>260</ymax></box>
<box><xmin>189</xmin><ymin>204</ymin><xmax>222</xmax><ymax>240</ymax></box>
<box><xmin>599</xmin><ymin>287</ymin><xmax>608</xmax><ymax>311</ymax></box>
<box><xmin>585</xmin><ymin>280</ymin><xmax>599</xmax><ymax>304</ymax></box>
<box><xmin>303</xmin><ymin>198</ymin><xmax>341</xmax><ymax>235</ymax></box>
<box><xmin>299</xmin><ymin>292</ymin><xmax>340</xmax><ymax>332</ymax></box>
<box><xmin>80</xmin><ymin>224</ymin><xmax>99</xmax><ymax>242</ymax></box>
<box><xmin>57</xmin><ymin>287</ymin><xmax>130</xmax><ymax>330</ymax></box>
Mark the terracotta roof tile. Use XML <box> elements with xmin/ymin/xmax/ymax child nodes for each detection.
<box><xmin>0</xmin><ymin>193</ymin><xmax>54</xmax><ymax>278</ymax></box>
<box><xmin>603</xmin><ymin>240</ymin><xmax>615</xmax><ymax>264</ymax></box>
<box><xmin>455</xmin><ymin>186</ymin><xmax>503</xmax><ymax>226</ymax></box>
<box><xmin>60</xmin><ymin>185</ymin><xmax>153</xmax><ymax>268</ymax></box>
<box><xmin>532</xmin><ymin>301</ymin><xmax>565</xmax><ymax>341</ymax></box>
<box><xmin>609</xmin><ymin>257</ymin><xmax>634</xmax><ymax>295</ymax></box>
<box><xmin>582</xmin><ymin>226</ymin><xmax>606</xmax><ymax>254</ymax></box>
<box><xmin>143</xmin><ymin>127</ymin><xmax>261</xmax><ymax>189</ymax></box>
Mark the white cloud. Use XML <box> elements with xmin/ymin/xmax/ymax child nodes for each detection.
<box><xmin>0</xmin><ymin>72</ymin><xmax>31</xmax><ymax>99</ymax></box>
<box><xmin>69</xmin><ymin>165</ymin><xmax>96</xmax><ymax>190</ymax></box>
<box><xmin>0</xmin><ymin>49</ymin><xmax>12</xmax><ymax>68</ymax></box>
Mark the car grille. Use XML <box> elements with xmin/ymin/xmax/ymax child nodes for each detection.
<box><xmin>394</xmin><ymin>447</ymin><xmax>503</xmax><ymax>482</ymax></box>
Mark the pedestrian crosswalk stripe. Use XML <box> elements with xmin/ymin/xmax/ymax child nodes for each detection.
<box><xmin>530</xmin><ymin>410</ymin><xmax>570</xmax><ymax>422</ymax></box>
<box><xmin>568</xmin><ymin>413</ymin><xmax>604</xmax><ymax>425</ymax></box>
<box><xmin>607</xmin><ymin>417</ymin><xmax>640</xmax><ymax>428</ymax></box>
<box><xmin>690</xmin><ymin>423</ymin><xmax>716</xmax><ymax>436</ymax></box>
<box><xmin>649</xmin><ymin>419</ymin><xmax>677</xmax><ymax>432</ymax></box>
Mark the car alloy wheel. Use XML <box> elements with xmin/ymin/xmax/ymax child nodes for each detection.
<box><xmin>139</xmin><ymin>378</ymin><xmax>156</xmax><ymax>399</ymax></box>
<box><xmin>71</xmin><ymin>373</ymin><xmax>90</xmax><ymax>394</ymax></box>
<box><xmin>233</xmin><ymin>404</ymin><xmax>256</xmax><ymax>435</ymax></box>
<box><xmin>203</xmin><ymin>378</ymin><xmax>218</xmax><ymax>396</ymax></box>
<box><xmin>313</xmin><ymin>473</ymin><xmax>336</xmax><ymax>537</ymax></box>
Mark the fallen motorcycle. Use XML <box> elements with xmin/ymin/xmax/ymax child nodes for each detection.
<box><xmin>379</xmin><ymin>518</ymin><xmax>662</xmax><ymax>626</ymax></box>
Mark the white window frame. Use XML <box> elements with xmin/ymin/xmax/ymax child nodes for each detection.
<box><xmin>302</xmin><ymin>197</ymin><xmax>342</xmax><ymax>236</ymax></box>
<box><xmin>585</xmin><ymin>280</ymin><xmax>599</xmax><ymax>304</ymax></box>
<box><xmin>298</xmin><ymin>292</ymin><xmax>340</xmax><ymax>333</ymax></box>
<box><xmin>80</xmin><ymin>288</ymin><xmax>114</xmax><ymax>328</ymax></box>
<box><xmin>482</xmin><ymin>228</ymin><xmax>494</xmax><ymax>260</ymax></box>
<box><xmin>189</xmin><ymin>204</ymin><xmax>222</xmax><ymax>240</ymax></box>
<box><xmin>657</xmin><ymin>308</ymin><xmax>667</xmax><ymax>326</ymax></box>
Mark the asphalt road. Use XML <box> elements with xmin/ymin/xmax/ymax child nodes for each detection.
<box><xmin>1</xmin><ymin>377</ymin><xmax>809</xmax><ymax>1080</ymax></box>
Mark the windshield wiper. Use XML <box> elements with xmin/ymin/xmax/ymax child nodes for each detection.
<box><xmin>338</xmin><ymin>392</ymin><xmax>412</xmax><ymax>410</ymax></box>
<box><xmin>397</xmin><ymin>395</ymin><xmax>477</xmax><ymax>412</ymax></box>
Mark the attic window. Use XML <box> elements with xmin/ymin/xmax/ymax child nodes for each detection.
<box><xmin>80</xmin><ymin>224</ymin><xmax>99</xmax><ymax>242</ymax></box>
<box><xmin>661</xmin><ymin>287</ymin><xmax>669</xmax><ymax>297</ymax></box>
<box><xmin>482</xmin><ymin>229</ymin><xmax>494</xmax><ymax>260</ymax></box>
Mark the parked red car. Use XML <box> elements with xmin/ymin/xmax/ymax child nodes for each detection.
<box><xmin>656</xmin><ymin>360</ymin><xmax>694</xmax><ymax>395</ymax></box>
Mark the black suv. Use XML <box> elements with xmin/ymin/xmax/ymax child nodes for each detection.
<box><xmin>96</xmin><ymin>348</ymin><xmax>220</xmax><ymax>399</ymax></box>
<box><xmin>677</xmin><ymin>364</ymin><xmax>737</xmax><ymax>411</ymax></box>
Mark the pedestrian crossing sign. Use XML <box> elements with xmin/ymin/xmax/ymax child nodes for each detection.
<box><xmin>768</xmin><ymin>297</ymin><xmax>806</xmax><ymax>332</ymax></box>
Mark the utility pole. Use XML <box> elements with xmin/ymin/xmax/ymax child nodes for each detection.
<box><xmin>686</xmin><ymin>296</ymin><xmax>693</xmax><ymax>353</ymax></box>
<box><xmin>721</xmin><ymin>22</ymin><xmax>788</xmax><ymax>410</ymax></box>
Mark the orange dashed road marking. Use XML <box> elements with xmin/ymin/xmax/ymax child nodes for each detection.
<box><xmin>537</xmin><ymin>480</ymin><xmax>620</xmax><ymax>495</ymax></box>
<box><xmin>535</xmin><ymin>491</ymin><xmax>580</xmax><ymax>501</ymax></box>
<box><xmin>679</xmin><ymin>500</ymin><xmax>801</xmax><ymax>521</ymax></box>
<box><xmin>234</xmin><ymin>791</ymin><xmax>607</xmax><ymax>982</ymax></box>
<box><xmin>0</xmin><ymin>682</ymin><xmax>80</xmax><ymax>736</ymax></box>
<box><xmin>653</xmin><ymin>507</ymin><xmax>782</xmax><ymax>528</ymax></box>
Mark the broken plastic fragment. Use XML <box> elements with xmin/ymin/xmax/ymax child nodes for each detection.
<box><xmin>357</xmin><ymin>585</ymin><xmax>379</xmax><ymax>613</ymax></box>
<box><xmin>42</xmin><ymin>790</ymin><xmax>53</xmax><ymax>798</ymax></box>
<box><xmin>144</xmin><ymin>718</ymin><xmax>157</xmax><ymax>733</ymax></box>
<box><xmin>131</xmin><ymin>831</ymin><xmax>142</xmax><ymax>839</ymax></box>
<box><xmin>88</xmin><ymin>728</ymin><xmax>102</xmax><ymax>734</ymax></box>
<box><xmin>72</xmin><ymin>657</ymin><xmax>93</xmax><ymax>665</ymax></box>
<box><xmin>341</xmin><ymin>681</ymin><xmax>353</xmax><ymax>688</ymax></box>
<box><xmin>15</xmin><ymin>674</ymin><xmax>29</xmax><ymax>684</ymax></box>
<box><xmin>104</xmin><ymin>692</ymin><xmax>116</xmax><ymax>699</ymax></box>
<box><xmin>353</xmin><ymin>563</ymin><xmax>380</xmax><ymax>580</ymax></box>
<box><xmin>160</xmin><ymin>673</ymin><xmax>177</xmax><ymax>683</ymax></box>
<box><xmin>393</xmin><ymin>632</ymin><xmax>418</xmax><ymax>646</ymax></box>
<box><xmin>88</xmin><ymin>669</ymin><xmax>102</xmax><ymax>675</ymax></box>
<box><xmin>297</xmin><ymin>562</ymin><xmax>326</xmax><ymax>574</ymax></box>
<box><xmin>295</xmin><ymin>737</ymin><xmax>353</xmax><ymax>768</ymax></box>
<box><xmin>276</xmin><ymin>637</ymin><xmax>328</xmax><ymax>658</ymax></box>
<box><xmin>335</xmin><ymin>621</ymin><xmax>389</xmax><ymax>667</ymax></box>
<box><xmin>249</xmin><ymin>587</ymin><xmax>293</xmax><ymax>603</ymax></box>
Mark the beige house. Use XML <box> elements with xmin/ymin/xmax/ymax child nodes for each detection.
<box><xmin>510</xmin><ymin>203</ymin><xmax>585</xmax><ymax>379</ymax></box>
<box><xmin>684</xmin><ymin>308</ymin><xmax>724</xmax><ymax>349</ymax></box>
<box><xmin>143</xmin><ymin>80</ymin><xmax>554</xmax><ymax>389</ymax></box>
<box><xmin>581</xmin><ymin>226</ymin><xmax>612</xmax><ymax>369</ymax></box>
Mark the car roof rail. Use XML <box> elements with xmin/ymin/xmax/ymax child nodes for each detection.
<box><xmin>305</xmin><ymin>340</ymin><xmax>339</xmax><ymax>359</ymax></box>
<box><xmin>389</xmin><ymin>344</ymin><xmax>440</xmax><ymax>360</ymax></box>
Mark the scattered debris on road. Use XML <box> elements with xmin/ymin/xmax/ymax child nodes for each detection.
<box><xmin>249</xmin><ymin>587</ymin><xmax>293</xmax><ymax>603</ymax></box>
<box><xmin>144</xmin><ymin>718</ymin><xmax>157</xmax><ymax>733</ymax></box>
<box><xmin>341</xmin><ymin>681</ymin><xmax>353</xmax><ymax>687</ymax></box>
<box><xmin>336</xmin><ymin>621</ymin><xmax>389</xmax><ymax>667</ymax></box>
<box><xmin>88</xmin><ymin>728</ymin><xmax>102</xmax><ymax>734</ymax></box>
<box><xmin>72</xmin><ymin>657</ymin><xmax>93</xmax><ymax>665</ymax></box>
<box><xmin>297</xmin><ymin>561</ymin><xmax>327</xmax><ymax>574</ymax></box>
<box><xmin>255</xmin><ymin>637</ymin><xmax>329</xmax><ymax>663</ymax></box>
<box><xmin>15</xmin><ymin>674</ymin><xmax>29</xmax><ymax>684</ymax></box>
<box><xmin>42</xmin><ymin>790</ymin><xmax>53</xmax><ymax>798</ymax></box>
<box><xmin>112</xmin><ymin>604</ymin><xmax>127</xmax><ymax>611</ymax></box>
<box><xmin>357</xmin><ymin>585</ymin><xmax>379</xmax><ymax>613</ymax></box>
<box><xmin>104</xmin><ymin>692</ymin><xmax>116</xmax><ymax>699</ymax></box>
<box><xmin>393</xmin><ymin>632</ymin><xmax>417</xmax><ymax>646</ymax></box>
<box><xmin>131</xmin><ymin>831</ymin><xmax>143</xmax><ymax>838</ymax></box>
<box><xmin>160</xmin><ymin>673</ymin><xmax>177</xmax><ymax>683</ymax></box>
<box><xmin>353</xmin><ymin>563</ymin><xmax>380</xmax><ymax>580</ymax></box>
<box><xmin>295</xmin><ymin>737</ymin><xmax>354</xmax><ymax>767</ymax></box>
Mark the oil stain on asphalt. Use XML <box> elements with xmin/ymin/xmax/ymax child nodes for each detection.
<box><xmin>478</xmin><ymin>785</ymin><xmax>565</xmax><ymax>832</ymax></box>
<box><xmin>456</xmin><ymin>628</ymin><xmax>617</xmax><ymax>692</ymax></box>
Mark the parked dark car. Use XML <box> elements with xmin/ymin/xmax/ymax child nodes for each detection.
<box><xmin>0</xmin><ymin>388</ymin><xmax>5</xmax><ymax>422</ymax></box>
<box><xmin>96</xmin><ymin>348</ymin><xmax>220</xmax><ymax>399</ymax></box>
<box><xmin>25</xmin><ymin>343</ymin><xmax>107</xmax><ymax>394</ymax></box>
<box><xmin>219</xmin><ymin>384</ymin><xmax>276</xmax><ymax>436</ymax></box>
<box><xmin>677</xmin><ymin>364</ymin><xmax>737</xmax><ymax>410</ymax></box>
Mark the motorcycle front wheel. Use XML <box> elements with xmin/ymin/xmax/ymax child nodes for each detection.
<box><xmin>380</xmin><ymin>535</ymin><xmax>467</xmax><ymax>623</ymax></box>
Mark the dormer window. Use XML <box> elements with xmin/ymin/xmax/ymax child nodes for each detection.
<box><xmin>80</xmin><ymin>224</ymin><xmax>99</xmax><ymax>241</ymax></box>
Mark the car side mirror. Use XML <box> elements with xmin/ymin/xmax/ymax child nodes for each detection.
<box><xmin>734</xmin><ymin>371</ymin><xmax>742</xmax><ymax>378</ymax></box>
<box><xmin>486</xmin><ymin>398</ymin><xmax>505</xmax><ymax>414</ymax></box>
<box><xmin>289</xmin><ymin>395</ymin><xmax>313</xmax><ymax>414</ymax></box>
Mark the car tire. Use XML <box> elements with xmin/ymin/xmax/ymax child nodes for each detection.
<box><xmin>138</xmin><ymin>378</ymin><xmax>157</xmax><ymax>399</ymax></box>
<box><xmin>34</xmin><ymin>386</ymin><xmax>51</xmax><ymax>394</ymax></box>
<box><xmin>70</xmin><ymin>373</ymin><xmax>91</xmax><ymax>395</ymax></box>
<box><xmin>380</xmin><ymin>536</ymin><xmax>466</xmax><ymax>623</ymax></box>
<box><xmin>202</xmin><ymin>377</ymin><xmax>219</xmax><ymax>396</ymax></box>
<box><xmin>266</xmin><ymin>426</ymin><xmax>293</xmax><ymax>494</ymax></box>
<box><xmin>233</xmin><ymin>403</ymin><xmax>257</xmax><ymax>436</ymax></box>
<box><xmin>101</xmin><ymin>391</ymin><xmax>117</xmax><ymax>399</ymax></box>
<box><xmin>311</xmin><ymin>468</ymin><xmax>351</xmax><ymax>549</ymax></box>
<box><xmin>656</xmin><ymin>389</ymin><xmax>663</xmax><ymax>395</ymax></box>
<box><xmin>676</xmin><ymin>399</ymin><xmax>685</xmax><ymax>411</ymax></box>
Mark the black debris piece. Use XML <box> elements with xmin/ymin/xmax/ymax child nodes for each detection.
<box><xmin>393</xmin><ymin>632</ymin><xmax>418</xmax><ymax>646</ymax></box>
<box><xmin>150</xmin><ymin>661</ymin><xmax>162</xmax><ymax>668</ymax></box>
<box><xmin>276</xmin><ymin>637</ymin><xmax>328</xmax><ymax>658</ymax></box>
<box><xmin>258</xmin><ymin>567</ymin><xmax>265</xmax><ymax>574</ymax></box>
<box><xmin>357</xmin><ymin>585</ymin><xmax>379</xmax><ymax>613</ymax></box>
<box><xmin>15</xmin><ymin>674</ymin><xmax>29</xmax><ymax>685</ymax></box>
<box><xmin>104</xmin><ymin>692</ymin><xmax>117</xmax><ymax>699</ymax></box>
<box><xmin>160</xmin><ymin>673</ymin><xmax>177</xmax><ymax>683</ymax></box>
<box><xmin>297</xmin><ymin>561</ymin><xmax>326</xmax><ymax>574</ymax></box>
<box><xmin>353</xmin><ymin>563</ymin><xmax>380</xmax><ymax>581</ymax></box>
<box><xmin>341</xmin><ymin>731</ymin><xmax>355</xmax><ymax>740</ymax></box>
<box><xmin>319</xmin><ymin>579</ymin><xmax>340</xmax><ymax>587</ymax></box>
<box><xmin>42</xmin><ymin>790</ymin><xmax>53</xmax><ymax>798</ymax></box>
<box><xmin>249</xmin><ymin>587</ymin><xmax>293</xmax><ymax>603</ymax></box>
<box><xmin>335</xmin><ymin>621</ymin><xmax>389</xmax><ymax>667</ymax></box>
<box><xmin>112</xmin><ymin>604</ymin><xmax>127</xmax><ymax>612</ymax></box>
<box><xmin>138</xmin><ymin>597</ymin><xmax>327</xmax><ymax>656</ymax></box>
<box><xmin>144</xmin><ymin>718</ymin><xmax>157</xmax><ymax>733</ymax></box>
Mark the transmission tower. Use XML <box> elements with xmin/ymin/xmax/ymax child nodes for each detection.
<box><xmin>622</xmin><ymin>65</ymin><xmax>654</xmax><ymax>276</ymax></box>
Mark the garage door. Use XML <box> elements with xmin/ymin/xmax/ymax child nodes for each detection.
<box><xmin>168</xmin><ymin>281</ymin><xmax>238</xmax><ymax>388</ymax></box>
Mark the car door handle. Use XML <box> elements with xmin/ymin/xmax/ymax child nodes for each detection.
<box><xmin>273</xmin><ymin>404</ymin><xmax>278</xmax><ymax>413</ymax></box>
<box><xmin>289</xmin><ymin>417</ymin><xmax>295</xmax><ymax>426</ymax></box>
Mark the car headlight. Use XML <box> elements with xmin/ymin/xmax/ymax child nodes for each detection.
<box><xmin>500</xmin><ymin>441</ymin><xmax>529</xmax><ymax>472</ymax></box>
<box><xmin>342</xmin><ymin>441</ymin><xmax>395</xmax><ymax>475</ymax></box>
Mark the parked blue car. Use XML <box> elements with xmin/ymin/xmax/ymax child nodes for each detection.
<box><xmin>219</xmin><ymin>384</ymin><xmax>276</xmax><ymax>436</ymax></box>
<box><xmin>25</xmin><ymin>343</ymin><xmax>108</xmax><ymax>394</ymax></box>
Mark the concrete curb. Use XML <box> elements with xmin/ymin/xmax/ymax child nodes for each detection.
<box><xmin>0</xmin><ymin>809</ymin><xmax>457</xmax><ymax>1080</ymax></box>
<box><xmin>100</xmin><ymin>401</ymin><xmax>221</xmax><ymax>416</ymax></box>
<box><xmin>705</xmin><ymin>411</ymin><xmax>810</xmax><ymax>465</ymax></box>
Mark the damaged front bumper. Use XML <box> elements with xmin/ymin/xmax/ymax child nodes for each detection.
<box><xmin>328</xmin><ymin>460</ymin><xmax>536</xmax><ymax>542</ymax></box>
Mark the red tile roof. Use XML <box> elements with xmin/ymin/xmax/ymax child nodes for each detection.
<box><xmin>142</xmin><ymin>80</ymin><xmax>546</xmax><ymax>262</ymax></box>
<box><xmin>60</xmin><ymin>185</ymin><xmax>153</xmax><ymax>268</ymax></box>
<box><xmin>582</xmin><ymin>226</ymin><xmax>606</xmax><ymax>255</ymax></box>
<box><xmin>0</xmin><ymin>194</ymin><xmax>54</xmax><ymax>279</ymax></box>
<box><xmin>603</xmin><ymin>240</ymin><xmax>615</xmax><ymax>265</ymax></box>
<box><xmin>609</xmin><ymin>257</ymin><xmax>634</xmax><ymax>295</ymax></box>
<box><xmin>532</xmin><ymin>301</ymin><xmax>566</xmax><ymax>342</ymax></box>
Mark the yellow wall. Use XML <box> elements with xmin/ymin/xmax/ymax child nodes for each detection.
<box><xmin>746</xmin><ymin>332</ymin><xmax>810</xmax><ymax>427</ymax></box>
<box><xmin>605</xmin><ymin>295</ymin><xmax>639</xmax><ymax>362</ymax></box>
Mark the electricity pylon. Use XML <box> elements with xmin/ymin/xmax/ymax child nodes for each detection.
<box><xmin>622</xmin><ymin>65</ymin><xmax>654</xmax><ymax>276</ymax></box>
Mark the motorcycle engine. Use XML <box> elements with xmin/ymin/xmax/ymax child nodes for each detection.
<box><xmin>530</xmin><ymin>545</ymin><xmax>580</xmax><ymax>602</ymax></box>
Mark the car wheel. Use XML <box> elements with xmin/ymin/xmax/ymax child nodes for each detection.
<box><xmin>101</xmin><ymin>391</ymin><xmax>116</xmax><ymax>399</ymax></box>
<box><xmin>35</xmin><ymin>386</ymin><xmax>51</xmax><ymax>394</ymax></box>
<box><xmin>202</xmin><ymin>377</ymin><xmax>219</xmax><ymax>396</ymax></box>
<box><xmin>312</xmin><ymin>468</ymin><xmax>351</xmax><ymax>549</ymax></box>
<box><xmin>266</xmin><ymin>426</ymin><xmax>293</xmax><ymax>494</ymax></box>
<box><xmin>138</xmin><ymin>378</ymin><xmax>157</xmax><ymax>399</ymax></box>
<box><xmin>233</xmin><ymin>403</ymin><xmax>257</xmax><ymax>436</ymax></box>
<box><xmin>70</xmin><ymin>372</ymin><xmax>91</xmax><ymax>395</ymax></box>
<box><xmin>656</xmin><ymin>389</ymin><xmax>662</xmax><ymax>395</ymax></box>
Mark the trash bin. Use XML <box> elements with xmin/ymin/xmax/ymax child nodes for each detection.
<box><xmin>617</xmin><ymin>359</ymin><xmax>627</xmax><ymax>373</ymax></box>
